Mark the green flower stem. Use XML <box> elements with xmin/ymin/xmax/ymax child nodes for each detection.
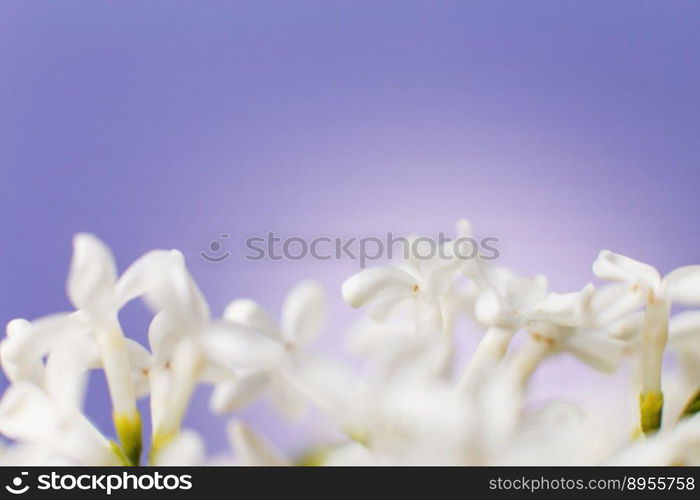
<box><xmin>114</xmin><ymin>411</ymin><xmax>143</xmax><ymax>466</ymax></box>
<box><xmin>680</xmin><ymin>389</ymin><xmax>700</xmax><ymax>420</ymax></box>
<box><xmin>639</xmin><ymin>391</ymin><xmax>663</xmax><ymax>435</ymax></box>
<box><xmin>109</xmin><ymin>441</ymin><xmax>132</xmax><ymax>466</ymax></box>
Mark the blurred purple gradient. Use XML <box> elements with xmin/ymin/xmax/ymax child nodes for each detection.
<box><xmin>1</xmin><ymin>1</ymin><xmax>699</xmax><ymax>454</ymax></box>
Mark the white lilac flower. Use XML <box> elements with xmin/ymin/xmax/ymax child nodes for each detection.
<box><xmin>458</xmin><ymin>268</ymin><xmax>548</xmax><ymax>388</ymax></box>
<box><xmin>293</xmin><ymin>340</ymin><xmax>474</xmax><ymax>464</ymax></box>
<box><xmin>0</xmin><ymin>314</ymin><xmax>150</xmax><ymax>412</ymax></box>
<box><xmin>606</xmin><ymin>310</ymin><xmax>700</xmax><ymax>425</ymax></box>
<box><xmin>0</xmin><ymin>382</ymin><xmax>123</xmax><ymax>465</ymax></box>
<box><xmin>292</xmin><ymin>335</ymin><xmax>614</xmax><ymax>465</ymax></box>
<box><xmin>2</xmin><ymin>224</ymin><xmax>700</xmax><ymax>466</ymax></box>
<box><xmin>460</xmin><ymin>275</ymin><xmax>643</xmax><ymax>391</ymax></box>
<box><xmin>116</xmin><ymin>249</ymin><xmax>284</xmax><ymax>457</ymax></box>
<box><xmin>292</xmin><ymin>337</ymin><xmax>510</xmax><ymax>465</ymax></box>
<box><xmin>209</xmin><ymin>280</ymin><xmax>327</xmax><ymax>418</ymax></box>
<box><xmin>341</xmin><ymin>221</ymin><xmax>483</xmax><ymax>380</ymax></box>
<box><xmin>341</xmin><ymin>222</ymin><xmax>472</xmax><ymax>337</ymax></box>
<box><xmin>0</xmin><ymin>316</ymin><xmax>149</xmax><ymax>466</ymax></box>
<box><xmin>593</xmin><ymin>251</ymin><xmax>700</xmax><ymax>433</ymax></box>
<box><xmin>154</xmin><ymin>420</ymin><xmax>289</xmax><ymax>466</ymax></box>
<box><xmin>65</xmin><ymin>234</ymin><xmax>146</xmax><ymax>463</ymax></box>
<box><xmin>498</xmin><ymin>284</ymin><xmax>640</xmax><ymax>392</ymax></box>
<box><xmin>0</xmin><ymin>235</ymin><xmax>154</xmax><ymax>464</ymax></box>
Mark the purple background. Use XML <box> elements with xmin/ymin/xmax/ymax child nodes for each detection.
<box><xmin>1</xmin><ymin>1</ymin><xmax>699</xmax><ymax>456</ymax></box>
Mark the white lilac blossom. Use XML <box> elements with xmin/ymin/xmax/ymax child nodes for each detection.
<box><xmin>341</xmin><ymin>221</ymin><xmax>481</xmax><ymax>376</ymax></box>
<box><xmin>613</xmin><ymin>309</ymin><xmax>700</xmax><ymax>425</ymax></box>
<box><xmin>593</xmin><ymin>251</ymin><xmax>700</xmax><ymax>433</ymax></box>
<box><xmin>1</xmin><ymin>222</ymin><xmax>700</xmax><ymax>465</ymax></box>
<box><xmin>496</xmin><ymin>284</ymin><xmax>642</xmax><ymax>391</ymax></box>
<box><xmin>209</xmin><ymin>280</ymin><xmax>327</xmax><ymax>418</ymax></box>
<box><xmin>458</xmin><ymin>268</ymin><xmax>549</xmax><ymax>388</ymax></box>
<box><xmin>341</xmin><ymin>220</ymin><xmax>488</xmax><ymax>337</ymax></box>
<box><xmin>115</xmin><ymin>248</ymin><xmax>284</xmax><ymax>459</ymax></box>
<box><xmin>0</xmin><ymin>235</ymin><xmax>154</xmax><ymax>464</ymax></box>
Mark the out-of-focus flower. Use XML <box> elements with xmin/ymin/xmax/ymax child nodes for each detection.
<box><xmin>0</xmin><ymin>382</ymin><xmax>122</xmax><ymax>465</ymax></box>
<box><xmin>459</xmin><ymin>268</ymin><xmax>548</xmax><ymax>388</ymax></box>
<box><xmin>210</xmin><ymin>280</ymin><xmax>326</xmax><ymax>418</ymax></box>
<box><xmin>1</xmin><ymin>223</ymin><xmax>699</xmax><ymax>466</ymax></box>
<box><xmin>609</xmin><ymin>414</ymin><xmax>700</xmax><ymax>466</ymax></box>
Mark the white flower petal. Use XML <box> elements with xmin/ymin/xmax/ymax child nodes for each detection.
<box><xmin>1</xmin><ymin>313</ymin><xmax>88</xmax><ymax>384</ymax></box>
<box><xmin>153</xmin><ymin>339</ymin><xmax>204</xmax><ymax>438</ymax></box>
<box><xmin>342</xmin><ymin>267</ymin><xmax>415</xmax><ymax>308</ymax></box>
<box><xmin>67</xmin><ymin>234</ymin><xmax>118</xmax><ymax>313</ymax></box>
<box><xmin>662</xmin><ymin>265</ymin><xmax>700</xmax><ymax>305</ymax></box>
<box><xmin>44</xmin><ymin>331</ymin><xmax>99</xmax><ymax>410</ymax></box>
<box><xmin>440</xmin><ymin>286</ymin><xmax>478</xmax><ymax>333</ymax></box>
<box><xmin>223</xmin><ymin>299</ymin><xmax>280</xmax><ymax>340</ymax></box>
<box><xmin>592</xmin><ymin>250</ymin><xmax>661</xmax><ymax>289</ymax></box>
<box><xmin>200</xmin><ymin>322</ymin><xmax>285</xmax><ymax>371</ymax></box>
<box><xmin>421</xmin><ymin>257</ymin><xmax>464</xmax><ymax>295</ymax></box>
<box><xmin>0</xmin><ymin>383</ymin><xmax>118</xmax><ymax>465</ymax></box>
<box><xmin>268</xmin><ymin>373</ymin><xmax>308</xmax><ymax>419</ymax></box>
<box><xmin>527</xmin><ymin>285</ymin><xmax>594</xmax><ymax>327</ymax></box>
<box><xmin>415</xmin><ymin>292</ymin><xmax>443</xmax><ymax>335</ymax></box>
<box><xmin>505</xmin><ymin>274</ymin><xmax>548</xmax><ymax>312</ymax></box>
<box><xmin>281</xmin><ymin>358</ymin><xmax>357</xmax><ymax>424</ymax></box>
<box><xmin>148</xmin><ymin>364</ymin><xmax>170</xmax><ymax>436</ymax></box>
<box><xmin>346</xmin><ymin>317</ymin><xmax>415</xmax><ymax>355</ymax></box>
<box><xmin>209</xmin><ymin>370</ymin><xmax>270</xmax><ymax>414</ymax></box>
<box><xmin>365</xmin><ymin>295</ymin><xmax>412</xmax><ymax>322</ymax></box>
<box><xmin>280</xmin><ymin>280</ymin><xmax>327</xmax><ymax>346</ymax></box>
<box><xmin>116</xmin><ymin>250</ymin><xmax>209</xmax><ymax>323</ymax></box>
<box><xmin>147</xmin><ymin>311</ymin><xmax>181</xmax><ymax>363</ymax></box>
<box><xmin>586</xmin><ymin>283</ymin><xmax>645</xmax><ymax>326</ymax></box>
<box><xmin>1</xmin><ymin>319</ymin><xmax>43</xmax><ymax>384</ymax></box>
<box><xmin>477</xmin><ymin>265</ymin><xmax>516</xmax><ymax>297</ymax></box>
<box><xmin>114</xmin><ymin>250</ymin><xmax>172</xmax><ymax>305</ymax></box>
<box><xmin>370</xmin><ymin>335</ymin><xmax>450</xmax><ymax>386</ymax></box>
<box><xmin>669</xmin><ymin>311</ymin><xmax>700</xmax><ymax>342</ymax></box>
<box><xmin>474</xmin><ymin>288</ymin><xmax>513</xmax><ymax>328</ymax></box>
<box><xmin>606</xmin><ymin>312</ymin><xmax>645</xmax><ymax>341</ymax></box>
<box><xmin>227</xmin><ymin>420</ymin><xmax>287</xmax><ymax>466</ymax></box>
<box><xmin>152</xmin><ymin>429</ymin><xmax>205</xmax><ymax>466</ymax></box>
<box><xmin>564</xmin><ymin>330</ymin><xmax>625</xmax><ymax>373</ymax></box>
<box><xmin>125</xmin><ymin>339</ymin><xmax>152</xmax><ymax>399</ymax></box>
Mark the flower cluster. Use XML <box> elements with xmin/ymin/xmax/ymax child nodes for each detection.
<box><xmin>1</xmin><ymin>221</ymin><xmax>700</xmax><ymax>465</ymax></box>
